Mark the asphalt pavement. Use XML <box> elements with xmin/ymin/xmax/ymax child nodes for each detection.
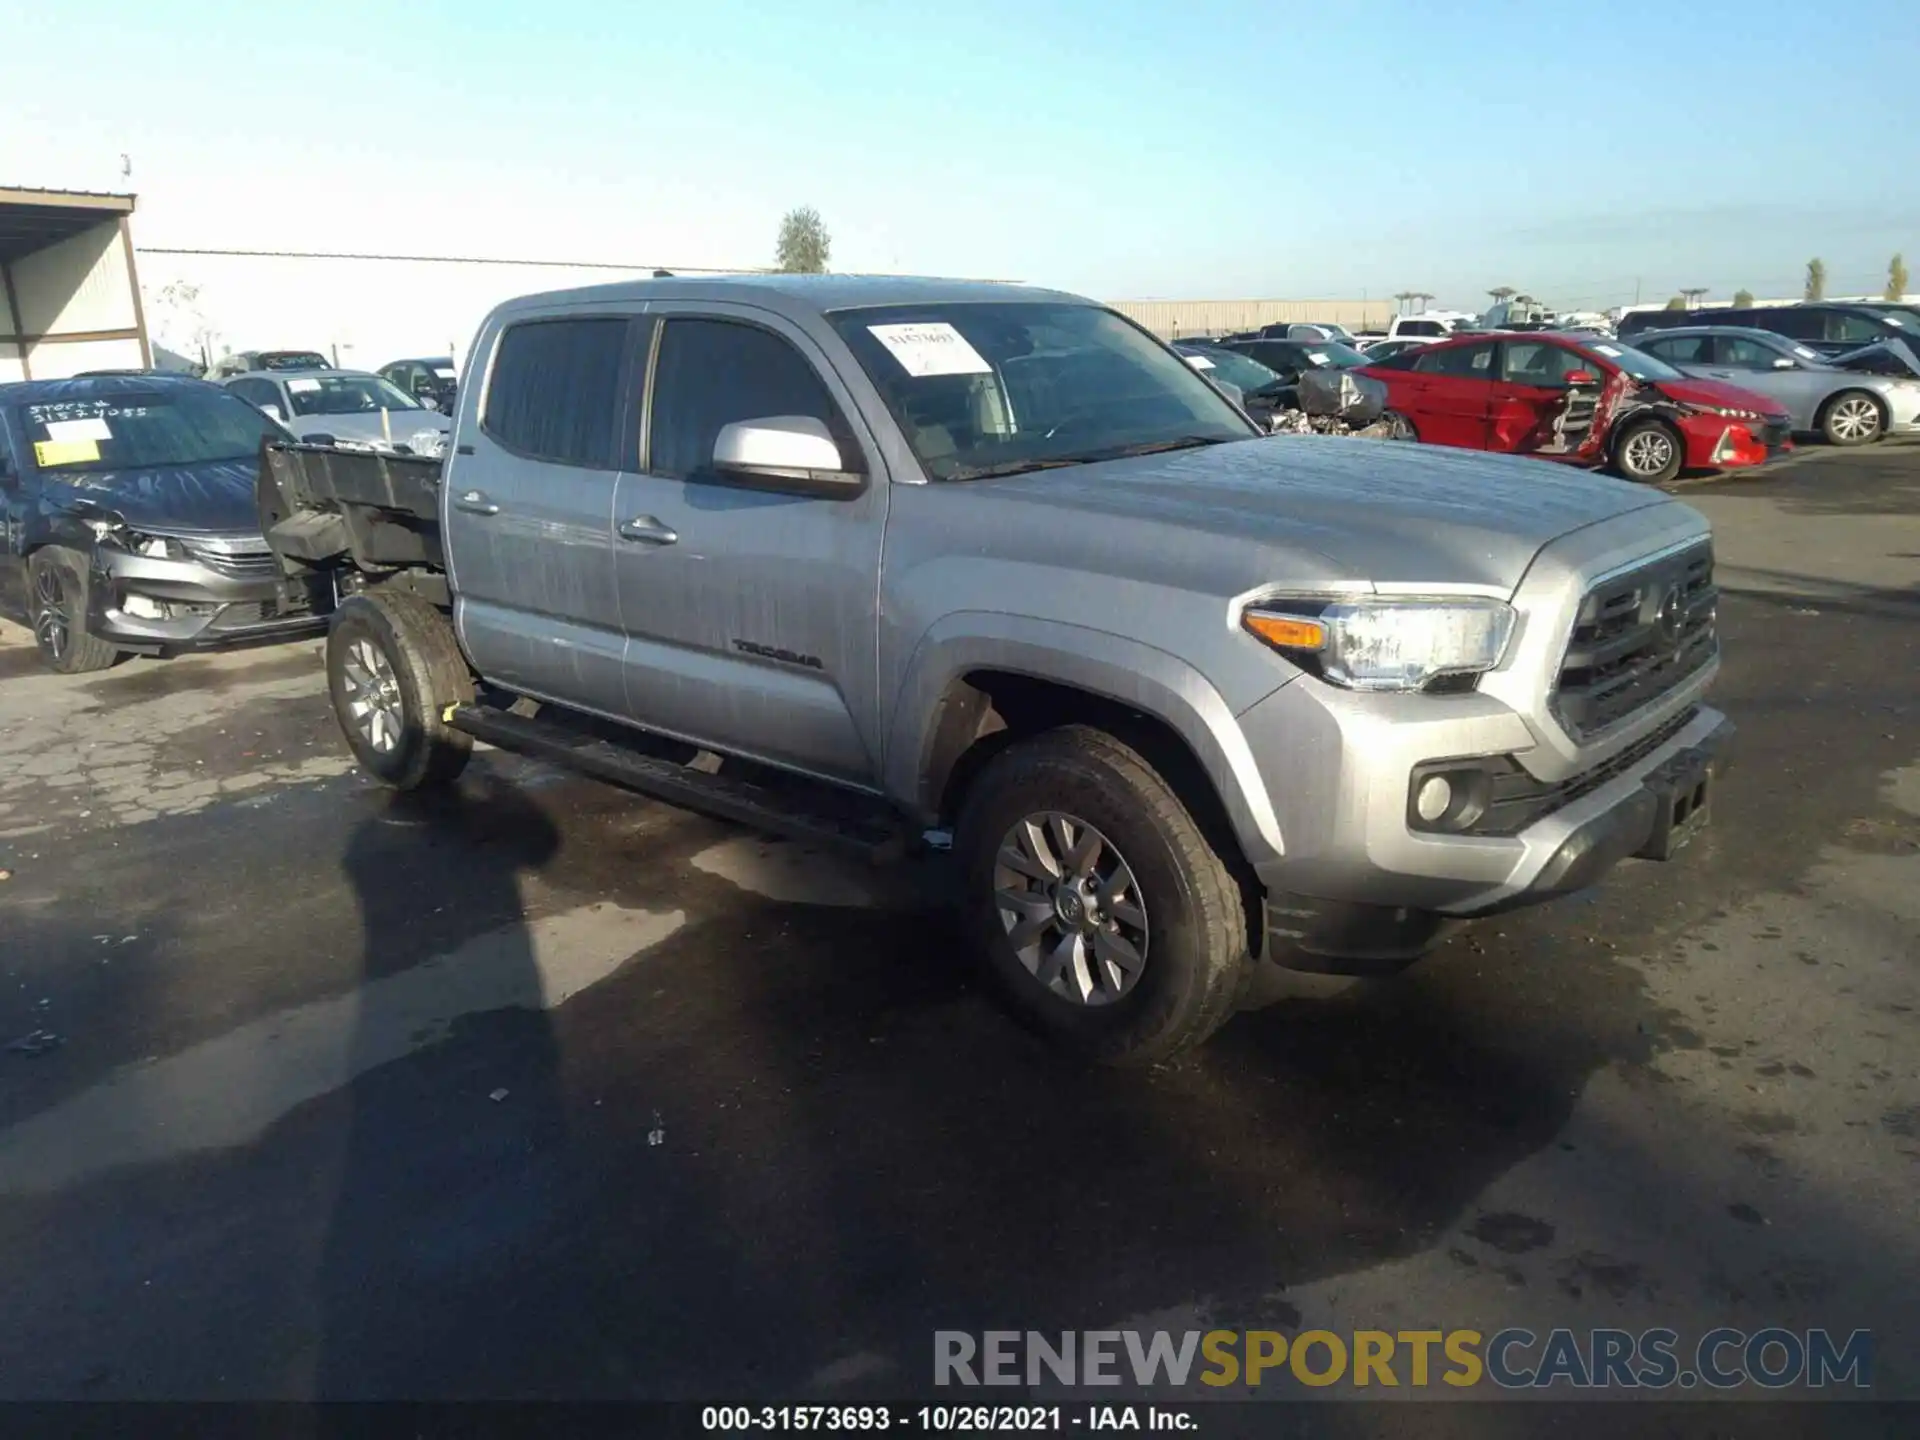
<box><xmin>0</xmin><ymin>445</ymin><xmax>1915</xmax><ymax>1423</ymax></box>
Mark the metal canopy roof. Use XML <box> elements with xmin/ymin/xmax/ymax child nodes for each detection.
<box><xmin>0</xmin><ymin>187</ymin><xmax>137</xmax><ymax>263</ymax></box>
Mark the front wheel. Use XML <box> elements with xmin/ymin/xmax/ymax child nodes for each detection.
<box><xmin>326</xmin><ymin>592</ymin><xmax>474</xmax><ymax>790</ymax></box>
<box><xmin>27</xmin><ymin>548</ymin><xmax>120</xmax><ymax>674</ymax></box>
<box><xmin>1611</xmin><ymin>418</ymin><xmax>1683</xmax><ymax>483</ymax></box>
<box><xmin>1819</xmin><ymin>390</ymin><xmax>1885</xmax><ymax>446</ymax></box>
<box><xmin>954</xmin><ymin>726</ymin><xmax>1252</xmax><ymax>1065</ymax></box>
<box><xmin>1383</xmin><ymin>411</ymin><xmax>1418</xmax><ymax>442</ymax></box>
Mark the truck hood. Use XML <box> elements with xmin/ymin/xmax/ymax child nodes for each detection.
<box><xmin>1828</xmin><ymin>337</ymin><xmax>1920</xmax><ymax>379</ymax></box>
<box><xmin>49</xmin><ymin>458</ymin><xmax>260</xmax><ymax>536</ymax></box>
<box><xmin>1652</xmin><ymin>376</ymin><xmax>1789</xmax><ymax>417</ymax></box>
<box><xmin>966</xmin><ymin>436</ymin><xmax>1676</xmax><ymax>593</ymax></box>
<box><xmin>290</xmin><ymin>409</ymin><xmax>450</xmax><ymax>450</ymax></box>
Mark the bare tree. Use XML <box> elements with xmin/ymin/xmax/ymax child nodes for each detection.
<box><xmin>1887</xmin><ymin>253</ymin><xmax>1909</xmax><ymax>302</ymax></box>
<box><xmin>1392</xmin><ymin>290</ymin><xmax>1417</xmax><ymax>315</ymax></box>
<box><xmin>1804</xmin><ymin>258</ymin><xmax>1826</xmax><ymax>301</ymax></box>
<box><xmin>1733</xmin><ymin>288</ymin><xmax>1755</xmax><ymax>308</ymax></box>
<box><xmin>1487</xmin><ymin>286</ymin><xmax>1516</xmax><ymax>303</ymax></box>
<box><xmin>775</xmin><ymin>206</ymin><xmax>831</xmax><ymax>274</ymax></box>
<box><xmin>1664</xmin><ymin>295</ymin><xmax>1688</xmax><ymax>311</ymax></box>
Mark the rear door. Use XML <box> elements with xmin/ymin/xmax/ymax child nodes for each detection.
<box><xmin>610</xmin><ymin>305</ymin><xmax>888</xmax><ymax>784</ymax></box>
<box><xmin>1401</xmin><ymin>339</ymin><xmax>1498</xmax><ymax>447</ymax></box>
<box><xmin>444</xmin><ymin>310</ymin><xmax>641</xmax><ymax>718</ymax></box>
<box><xmin>1489</xmin><ymin>338</ymin><xmax>1607</xmax><ymax>457</ymax></box>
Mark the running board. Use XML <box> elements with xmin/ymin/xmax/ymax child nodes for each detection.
<box><xmin>447</xmin><ymin>704</ymin><xmax>907</xmax><ymax>862</ymax></box>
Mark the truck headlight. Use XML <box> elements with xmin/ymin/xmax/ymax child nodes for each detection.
<box><xmin>1242</xmin><ymin>597</ymin><xmax>1516</xmax><ymax>692</ymax></box>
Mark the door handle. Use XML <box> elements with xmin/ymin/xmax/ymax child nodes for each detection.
<box><xmin>454</xmin><ymin>489</ymin><xmax>500</xmax><ymax>516</ymax></box>
<box><xmin>618</xmin><ymin>515</ymin><xmax>679</xmax><ymax>545</ymax></box>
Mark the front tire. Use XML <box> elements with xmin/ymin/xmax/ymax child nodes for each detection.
<box><xmin>27</xmin><ymin>548</ymin><xmax>120</xmax><ymax>674</ymax></box>
<box><xmin>1611</xmin><ymin>417</ymin><xmax>1683</xmax><ymax>483</ymax></box>
<box><xmin>955</xmin><ymin>726</ymin><xmax>1252</xmax><ymax>1065</ymax></box>
<box><xmin>326</xmin><ymin>592</ymin><xmax>474</xmax><ymax>790</ymax></box>
<box><xmin>1818</xmin><ymin>390</ymin><xmax>1885</xmax><ymax>446</ymax></box>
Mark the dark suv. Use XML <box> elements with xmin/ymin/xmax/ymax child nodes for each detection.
<box><xmin>1619</xmin><ymin>303</ymin><xmax>1920</xmax><ymax>357</ymax></box>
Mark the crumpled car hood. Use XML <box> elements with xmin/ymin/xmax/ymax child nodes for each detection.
<box><xmin>1828</xmin><ymin>337</ymin><xmax>1920</xmax><ymax>379</ymax></box>
<box><xmin>50</xmin><ymin>458</ymin><xmax>260</xmax><ymax>535</ymax></box>
<box><xmin>290</xmin><ymin>410</ymin><xmax>451</xmax><ymax>449</ymax></box>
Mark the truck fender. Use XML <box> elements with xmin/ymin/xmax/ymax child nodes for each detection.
<box><xmin>884</xmin><ymin>611</ymin><xmax>1286</xmax><ymax>869</ymax></box>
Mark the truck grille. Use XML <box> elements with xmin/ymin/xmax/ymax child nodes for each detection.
<box><xmin>183</xmin><ymin>538</ymin><xmax>280</xmax><ymax>581</ymax></box>
<box><xmin>1552</xmin><ymin>542</ymin><xmax>1717</xmax><ymax>739</ymax></box>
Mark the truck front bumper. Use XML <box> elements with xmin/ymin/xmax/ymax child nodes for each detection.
<box><xmin>1238</xmin><ymin>674</ymin><xmax>1732</xmax><ymax>969</ymax></box>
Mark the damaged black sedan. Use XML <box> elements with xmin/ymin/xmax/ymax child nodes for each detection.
<box><xmin>0</xmin><ymin>374</ymin><xmax>328</xmax><ymax>673</ymax></box>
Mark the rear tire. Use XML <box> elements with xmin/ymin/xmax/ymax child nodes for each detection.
<box><xmin>326</xmin><ymin>591</ymin><xmax>474</xmax><ymax>790</ymax></box>
<box><xmin>954</xmin><ymin>725</ymin><xmax>1252</xmax><ymax>1065</ymax></box>
<box><xmin>1611</xmin><ymin>417</ymin><xmax>1683</xmax><ymax>483</ymax></box>
<box><xmin>1818</xmin><ymin>389</ymin><xmax>1885</xmax><ymax>446</ymax></box>
<box><xmin>27</xmin><ymin>548</ymin><xmax>120</xmax><ymax>674</ymax></box>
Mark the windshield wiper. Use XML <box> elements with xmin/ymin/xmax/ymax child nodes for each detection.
<box><xmin>942</xmin><ymin>456</ymin><xmax>1092</xmax><ymax>482</ymax></box>
<box><xmin>1065</xmin><ymin>435</ymin><xmax>1233</xmax><ymax>462</ymax></box>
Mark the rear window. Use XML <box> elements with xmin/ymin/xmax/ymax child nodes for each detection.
<box><xmin>16</xmin><ymin>388</ymin><xmax>277</xmax><ymax>473</ymax></box>
<box><xmin>483</xmin><ymin>318</ymin><xmax>630</xmax><ymax>467</ymax></box>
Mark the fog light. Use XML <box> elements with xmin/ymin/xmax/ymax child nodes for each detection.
<box><xmin>122</xmin><ymin>594</ymin><xmax>167</xmax><ymax>620</ymax></box>
<box><xmin>1415</xmin><ymin>775</ymin><xmax>1454</xmax><ymax>823</ymax></box>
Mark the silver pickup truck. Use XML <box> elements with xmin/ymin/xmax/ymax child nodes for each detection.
<box><xmin>259</xmin><ymin>275</ymin><xmax>1731</xmax><ymax>1064</ymax></box>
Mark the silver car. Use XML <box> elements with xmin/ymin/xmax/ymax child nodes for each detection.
<box><xmin>1633</xmin><ymin>326</ymin><xmax>1920</xmax><ymax>445</ymax></box>
<box><xmin>223</xmin><ymin>368</ymin><xmax>452</xmax><ymax>456</ymax></box>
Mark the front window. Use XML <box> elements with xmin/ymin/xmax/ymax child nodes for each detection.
<box><xmin>1182</xmin><ymin>348</ymin><xmax>1283</xmax><ymax>394</ymax></box>
<box><xmin>830</xmin><ymin>302</ymin><xmax>1254</xmax><ymax>481</ymax></box>
<box><xmin>284</xmin><ymin>373</ymin><xmax>422</xmax><ymax>417</ymax></box>
<box><xmin>1580</xmin><ymin>340</ymin><xmax>1684</xmax><ymax>382</ymax></box>
<box><xmin>17</xmin><ymin>387</ymin><xmax>281</xmax><ymax>473</ymax></box>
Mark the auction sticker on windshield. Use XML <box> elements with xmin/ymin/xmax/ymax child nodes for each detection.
<box><xmin>1184</xmin><ymin>354</ymin><xmax>1216</xmax><ymax>370</ymax></box>
<box><xmin>33</xmin><ymin>439</ymin><xmax>100</xmax><ymax>467</ymax></box>
<box><xmin>868</xmin><ymin>322</ymin><xmax>992</xmax><ymax>377</ymax></box>
<box><xmin>288</xmin><ymin>378</ymin><xmax>322</xmax><ymax>392</ymax></box>
<box><xmin>45</xmin><ymin>417</ymin><xmax>114</xmax><ymax>443</ymax></box>
<box><xmin>1592</xmin><ymin>344</ymin><xmax>1623</xmax><ymax>356</ymax></box>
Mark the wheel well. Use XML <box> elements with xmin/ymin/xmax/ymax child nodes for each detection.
<box><xmin>1608</xmin><ymin>409</ymin><xmax>1683</xmax><ymax>461</ymax></box>
<box><xmin>927</xmin><ymin>671</ymin><xmax>1262</xmax><ymax>928</ymax></box>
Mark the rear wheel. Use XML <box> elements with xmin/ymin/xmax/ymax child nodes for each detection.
<box><xmin>27</xmin><ymin>548</ymin><xmax>120</xmax><ymax>674</ymax></box>
<box><xmin>1819</xmin><ymin>390</ymin><xmax>1884</xmax><ymax>446</ymax></box>
<box><xmin>1611</xmin><ymin>418</ymin><xmax>1683</xmax><ymax>483</ymax></box>
<box><xmin>955</xmin><ymin>726</ymin><xmax>1252</xmax><ymax>1065</ymax></box>
<box><xmin>326</xmin><ymin>591</ymin><xmax>474</xmax><ymax>790</ymax></box>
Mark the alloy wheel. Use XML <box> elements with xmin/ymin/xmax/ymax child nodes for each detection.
<box><xmin>341</xmin><ymin>638</ymin><xmax>405</xmax><ymax>754</ymax></box>
<box><xmin>1828</xmin><ymin>395</ymin><xmax>1881</xmax><ymax>443</ymax></box>
<box><xmin>992</xmin><ymin>811</ymin><xmax>1149</xmax><ymax>1006</ymax></box>
<box><xmin>32</xmin><ymin>565</ymin><xmax>69</xmax><ymax>662</ymax></box>
<box><xmin>1623</xmin><ymin>428</ymin><xmax>1675</xmax><ymax>478</ymax></box>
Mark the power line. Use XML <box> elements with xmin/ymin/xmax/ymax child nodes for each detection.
<box><xmin>136</xmin><ymin>245</ymin><xmax>772</xmax><ymax>273</ymax></box>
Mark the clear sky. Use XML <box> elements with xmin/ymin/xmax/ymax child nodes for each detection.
<box><xmin>4</xmin><ymin>0</ymin><xmax>1917</xmax><ymax>311</ymax></box>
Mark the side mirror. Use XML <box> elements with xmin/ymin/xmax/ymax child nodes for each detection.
<box><xmin>1564</xmin><ymin>370</ymin><xmax>1596</xmax><ymax>385</ymax></box>
<box><xmin>712</xmin><ymin>415</ymin><xmax>863</xmax><ymax>495</ymax></box>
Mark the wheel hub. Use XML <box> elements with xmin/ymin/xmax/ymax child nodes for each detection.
<box><xmin>341</xmin><ymin>638</ymin><xmax>405</xmax><ymax>754</ymax></box>
<box><xmin>991</xmin><ymin>811</ymin><xmax>1149</xmax><ymax>1007</ymax></box>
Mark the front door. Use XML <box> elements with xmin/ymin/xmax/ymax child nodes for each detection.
<box><xmin>0</xmin><ymin>416</ymin><xmax>26</xmax><ymax>620</ymax></box>
<box><xmin>1489</xmin><ymin>339</ymin><xmax>1605</xmax><ymax>458</ymax></box>
<box><xmin>444</xmin><ymin>311</ymin><xmax>642</xmax><ymax>719</ymax></box>
<box><xmin>610</xmin><ymin>306</ymin><xmax>888</xmax><ymax>786</ymax></box>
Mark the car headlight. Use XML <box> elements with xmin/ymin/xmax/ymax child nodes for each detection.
<box><xmin>1242</xmin><ymin>596</ymin><xmax>1516</xmax><ymax>692</ymax></box>
<box><xmin>1696</xmin><ymin>404</ymin><xmax>1767</xmax><ymax>421</ymax></box>
<box><xmin>80</xmin><ymin>520</ymin><xmax>190</xmax><ymax>560</ymax></box>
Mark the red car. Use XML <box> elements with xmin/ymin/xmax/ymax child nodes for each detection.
<box><xmin>1357</xmin><ymin>331</ymin><xmax>1792</xmax><ymax>483</ymax></box>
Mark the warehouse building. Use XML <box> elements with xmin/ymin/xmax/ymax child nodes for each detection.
<box><xmin>0</xmin><ymin>187</ymin><xmax>150</xmax><ymax>381</ymax></box>
<box><xmin>1109</xmin><ymin>296</ymin><xmax>1393</xmax><ymax>339</ymax></box>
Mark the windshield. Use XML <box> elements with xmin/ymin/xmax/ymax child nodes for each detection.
<box><xmin>1181</xmin><ymin>347</ymin><xmax>1283</xmax><ymax>393</ymax></box>
<box><xmin>17</xmin><ymin>388</ymin><xmax>280</xmax><ymax>473</ymax></box>
<box><xmin>1305</xmin><ymin>323</ymin><xmax>1354</xmax><ymax>342</ymax></box>
<box><xmin>285</xmin><ymin>374</ymin><xmax>422</xmax><ymax>417</ymax></box>
<box><xmin>830</xmin><ymin>302</ymin><xmax>1255</xmax><ymax>481</ymax></box>
<box><xmin>1582</xmin><ymin>340</ymin><xmax>1685</xmax><ymax>382</ymax></box>
<box><xmin>259</xmin><ymin>352</ymin><xmax>331</xmax><ymax>371</ymax></box>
